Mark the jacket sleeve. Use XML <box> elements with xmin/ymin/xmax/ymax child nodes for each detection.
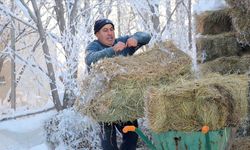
<box><xmin>85</xmin><ymin>42</ymin><xmax>115</xmax><ymax>67</ymax></box>
<box><xmin>132</xmin><ymin>32</ymin><xmax>151</xmax><ymax>46</ymax></box>
<box><xmin>119</xmin><ymin>32</ymin><xmax>151</xmax><ymax>56</ymax></box>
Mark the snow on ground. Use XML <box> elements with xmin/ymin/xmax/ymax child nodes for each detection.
<box><xmin>0</xmin><ymin>110</ymin><xmax>56</xmax><ymax>150</ymax></box>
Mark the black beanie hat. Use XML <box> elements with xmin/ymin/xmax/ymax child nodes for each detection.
<box><xmin>94</xmin><ymin>19</ymin><xmax>114</xmax><ymax>34</ymax></box>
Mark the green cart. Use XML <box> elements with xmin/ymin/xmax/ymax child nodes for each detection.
<box><xmin>123</xmin><ymin>126</ymin><xmax>234</xmax><ymax>150</ymax></box>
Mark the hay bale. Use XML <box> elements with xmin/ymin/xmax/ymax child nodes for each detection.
<box><xmin>200</xmin><ymin>54</ymin><xmax>250</xmax><ymax>75</ymax></box>
<box><xmin>76</xmin><ymin>42</ymin><xmax>192</xmax><ymax>123</ymax></box>
<box><xmin>145</xmin><ymin>74</ymin><xmax>248</xmax><ymax>133</ymax></box>
<box><xmin>196</xmin><ymin>32</ymin><xmax>241</xmax><ymax>63</ymax></box>
<box><xmin>196</xmin><ymin>9</ymin><xmax>233</xmax><ymax>35</ymax></box>
<box><xmin>225</xmin><ymin>0</ymin><xmax>250</xmax><ymax>46</ymax></box>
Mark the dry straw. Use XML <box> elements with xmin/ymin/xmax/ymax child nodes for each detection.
<box><xmin>196</xmin><ymin>9</ymin><xmax>232</xmax><ymax>35</ymax></box>
<box><xmin>196</xmin><ymin>32</ymin><xmax>240</xmax><ymax>63</ymax></box>
<box><xmin>200</xmin><ymin>55</ymin><xmax>250</xmax><ymax>75</ymax></box>
<box><xmin>145</xmin><ymin>73</ymin><xmax>248</xmax><ymax>133</ymax></box>
<box><xmin>76</xmin><ymin>41</ymin><xmax>192</xmax><ymax>123</ymax></box>
<box><xmin>225</xmin><ymin>0</ymin><xmax>250</xmax><ymax>46</ymax></box>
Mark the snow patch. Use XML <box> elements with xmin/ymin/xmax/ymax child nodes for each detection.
<box><xmin>193</xmin><ymin>0</ymin><xmax>228</xmax><ymax>14</ymax></box>
<box><xmin>0</xmin><ymin>111</ymin><xmax>56</xmax><ymax>150</ymax></box>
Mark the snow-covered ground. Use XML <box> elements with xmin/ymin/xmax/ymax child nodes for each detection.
<box><xmin>0</xmin><ymin>110</ymin><xmax>56</xmax><ymax>150</ymax></box>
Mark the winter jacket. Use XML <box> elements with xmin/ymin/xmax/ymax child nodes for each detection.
<box><xmin>85</xmin><ymin>32</ymin><xmax>151</xmax><ymax>69</ymax></box>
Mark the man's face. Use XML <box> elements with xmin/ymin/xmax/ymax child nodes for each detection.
<box><xmin>95</xmin><ymin>24</ymin><xmax>115</xmax><ymax>46</ymax></box>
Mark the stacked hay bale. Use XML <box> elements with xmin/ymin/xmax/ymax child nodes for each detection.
<box><xmin>196</xmin><ymin>32</ymin><xmax>240</xmax><ymax>62</ymax></box>
<box><xmin>196</xmin><ymin>8</ymin><xmax>250</xmax><ymax>141</ymax></box>
<box><xmin>195</xmin><ymin>9</ymin><xmax>241</xmax><ymax>63</ymax></box>
<box><xmin>195</xmin><ymin>3</ymin><xmax>250</xmax><ymax>75</ymax></box>
<box><xmin>225</xmin><ymin>0</ymin><xmax>250</xmax><ymax>46</ymax></box>
<box><xmin>195</xmin><ymin>1</ymin><xmax>250</xmax><ymax>145</ymax></box>
<box><xmin>76</xmin><ymin>42</ymin><xmax>192</xmax><ymax>123</ymax></box>
<box><xmin>196</xmin><ymin>9</ymin><xmax>232</xmax><ymax>35</ymax></box>
<box><xmin>145</xmin><ymin>74</ymin><xmax>248</xmax><ymax>133</ymax></box>
<box><xmin>200</xmin><ymin>55</ymin><xmax>250</xmax><ymax>75</ymax></box>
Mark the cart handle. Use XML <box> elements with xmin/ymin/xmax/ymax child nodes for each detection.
<box><xmin>123</xmin><ymin>125</ymin><xmax>136</xmax><ymax>133</ymax></box>
<box><xmin>122</xmin><ymin>125</ymin><xmax>157</xmax><ymax>150</ymax></box>
<box><xmin>202</xmin><ymin>125</ymin><xmax>209</xmax><ymax>134</ymax></box>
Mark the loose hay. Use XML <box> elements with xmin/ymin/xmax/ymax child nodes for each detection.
<box><xmin>196</xmin><ymin>32</ymin><xmax>241</xmax><ymax>63</ymax></box>
<box><xmin>145</xmin><ymin>74</ymin><xmax>248</xmax><ymax>133</ymax></box>
<box><xmin>76</xmin><ymin>42</ymin><xmax>192</xmax><ymax>123</ymax></box>
<box><xmin>196</xmin><ymin>9</ymin><xmax>232</xmax><ymax>35</ymax></box>
<box><xmin>200</xmin><ymin>55</ymin><xmax>250</xmax><ymax>75</ymax></box>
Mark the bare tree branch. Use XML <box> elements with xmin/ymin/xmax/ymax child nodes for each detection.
<box><xmin>0</xmin><ymin>21</ymin><xmax>10</xmax><ymax>36</ymax></box>
<box><xmin>54</xmin><ymin>0</ymin><xmax>66</xmax><ymax>35</ymax></box>
<box><xmin>19</xmin><ymin>0</ymin><xmax>37</xmax><ymax>23</ymax></box>
<box><xmin>16</xmin><ymin>38</ymin><xmax>40</xmax><ymax>85</ymax></box>
<box><xmin>106</xmin><ymin>0</ymin><xmax>114</xmax><ymax>18</ymax></box>
<box><xmin>69</xmin><ymin>0</ymin><xmax>79</xmax><ymax>34</ymax></box>
<box><xmin>98</xmin><ymin>0</ymin><xmax>104</xmax><ymax>18</ymax></box>
<box><xmin>0</xmin><ymin>106</ymin><xmax>55</xmax><ymax>122</ymax></box>
<box><xmin>161</xmin><ymin>0</ymin><xmax>183</xmax><ymax>35</ymax></box>
<box><xmin>0</xmin><ymin>4</ymin><xmax>37</xmax><ymax>30</ymax></box>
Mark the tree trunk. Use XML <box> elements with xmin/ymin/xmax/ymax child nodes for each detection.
<box><xmin>147</xmin><ymin>0</ymin><xmax>160</xmax><ymax>42</ymax></box>
<box><xmin>55</xmin><ymin>0</ymin><xmax>79</xmax><ymax>109</ymax></box>
<box><xmin>188</xmin><ymin>0</ymin><xmax>192</xmax><ymax>51</ymax></box>
<box><xmin>106</xmin><ymin>0</ymin><xmax>113</xmax><ymax>18</ymax></box>
<box><xmin>54</xmin><ymin>0</ymin><xmax>66</xmax><ymax>35</ymax></box>
<box><xmin>10</xmin><ymin>0</ymin><xmax>16</xmax><ymax>110</ymax></box>
<box><xmin>83</xmin><ymin>0</ymin><xmax>91</xmax><ymax>33</ymax></box>
<box><xmin>0</xmin><ymin>58</ymin><xmax>3</xmax><ymax>74</ymax></box>
<box><xmin>117</xmin><ymin>2</ymin><xmax>121</xmax><ymax>36</ymax></box>
<box><xmin>98</xmin><ymin>0</ymin><xmax>104</xmax><ymax>18</ymax></box>
<box><xmin>149</xmin><ymin>3</ymin><xmax>160</xmax><ymax>33</ymax></box>
<box><xmin>166</xmin><ymin>0</ymin><xmax>171</xmax><ymax>19</ymax></box>
<box><xmin>31</xmin><ymin>0</ymin><xmax>62</xmax><ymax>111</ymax></box>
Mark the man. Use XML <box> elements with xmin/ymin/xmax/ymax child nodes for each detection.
<box><xmin>85</xmin><ymin>18</ymin><xmax>151</xmax><ymax>150</ymax></box>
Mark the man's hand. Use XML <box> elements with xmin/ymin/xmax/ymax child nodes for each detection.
<box><xmin>126</xmin><ymin>37</ymin><xmax>138</xmax><ymax>47</ymax></box>
<box><xmin>113</xmin><ymin>41</ymin><xmax>126</xmax><ymax>52</ymax></box>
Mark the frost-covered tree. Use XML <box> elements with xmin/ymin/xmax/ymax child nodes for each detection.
<box><xmin>0</xmin><ymin>0</ymin><xmax>197</xmax><ymax>113</ymax></box>
<box><xmin>0</xmin><ymin>11</ymin><xmax>10</xmax><ymax>75</ymax></box>
<box><xmin>0</xmin><ymin>0</ymin><xmax>101</xmax><ymax>111</ymax></box>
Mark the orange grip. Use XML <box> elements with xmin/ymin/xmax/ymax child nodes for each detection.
<box><xmin>202</xmin><ymin>125</ymin><xmax>209</xmax><ymax>134</ymax></box>
<box><xmin>122</xmin><ymin>125</ymin><xmax>136</xmax><ymax>133</ymax></box>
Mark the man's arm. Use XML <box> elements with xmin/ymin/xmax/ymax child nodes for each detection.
<box><xmin>86</xmin><ymin>32</ymin><xmax>151</xmax><ymax>66</ymax></box>
<box><xmin>132</xmin><ymin>32</ymin><xmax>151</xmax><ymax>46</ymax></box>
<box><xmin>119</xmin><ymin>32</ymin><xmax>151</xmax><ymax>56</ymax></box>
<box><xmin>85</xmin><ymin>42</ymin><xmax>115</xmax><ymax>67</ymax></box>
